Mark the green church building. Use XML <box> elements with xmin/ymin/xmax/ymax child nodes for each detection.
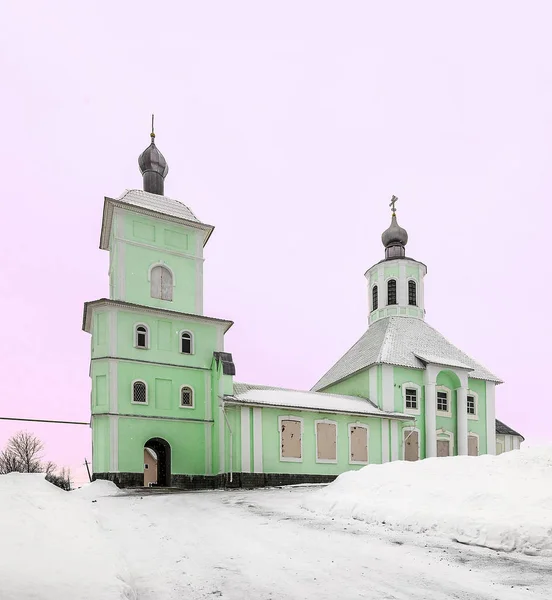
<box><xmin>84</xmin><ymin>131</ymin><xmax>523</xmax><ymax>488</ymax></box>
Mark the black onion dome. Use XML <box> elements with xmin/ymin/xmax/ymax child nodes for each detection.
<box><xmin>381</xmin><ymin>213</ymin><xmax>408</xmax><ymax>248</ymax></box>
<box><xmin>138</xmin><ymin>133</ymin><xmax>169</xmax><ymax>195</ymax></box>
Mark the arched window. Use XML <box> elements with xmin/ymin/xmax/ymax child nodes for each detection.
<box><xmin>372</xmin><ymin>285</ymin><xmax>378</xmax><ymax>311</ymax></box>
<box><xmin>133</xmin><ymin>380</ymin><xmax>147</xmax><ymax>404</ymax></box>
<box><xmin>408</xmin><ymin>280</ymin><xmax>417</xmax><ymax>306</ymax></box>
<box><xmin>180</xmin><ymin>331</ymin><xmax>194</xmax><ymax>354</ymax></box>
<box><xmin>150</xmin><ymin>265</ymin><xmax>173</xmax><ymax>301</ymax></box>
<box><xmin>387</xmin><ymin>279</ymin><xmax>397</xmax><ymax>305</ymax></box>
<box><xmin>135</xmin><ymin>324</ymin><xmax>149</xmax><ymax>349</ymax></box>
<box><xmin>180</xmin><ymin>386</ymin><xmax>194</xmax><ymax>408</ymax></box>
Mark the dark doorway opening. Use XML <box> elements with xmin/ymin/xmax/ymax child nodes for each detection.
<box><xmin>144</xmin><ymin>438</ymin><xmax>171</xmax><ymax>486</ymax></box>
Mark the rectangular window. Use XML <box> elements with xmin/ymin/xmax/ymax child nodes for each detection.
<box><xmin>405</xmin><ymin>388</ymin><xmax>418</xmax><ymax>409</ymax></box>
<box><xmin>350</xmin><ymin>425</ymin><xmax>368</xmax><ymax>463</ymax></box>
<box><xmin>467</xmin><ymin>395</ymin><xmax>476</xmax><ymax>415</ymax></box>
<box><xmin>316</xmin><ymin>422</ymin><xmax>337</xmax><ymax>462</ymax></box>
<box><xmin>437</xmin><ymin>391</ymin><xmax>448</xmax><ymax>412</ymax></box>
<box><xmin>280</xmin><ymin>419</ymin><xmax>302</xmax><ymax>460</ymax></box>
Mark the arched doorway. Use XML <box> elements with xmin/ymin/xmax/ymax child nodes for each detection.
<box><xmin>144</xmin><ymin>438</ymin><xmax>171</xmax><ymax>487</ymax></box>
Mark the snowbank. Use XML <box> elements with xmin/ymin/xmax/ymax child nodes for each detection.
<box><xmin>302</xmin><ymin>446</ymin><xmax>552</xmax><ymax>556</ymax></box>
<box><xmin>72</xmin><ymin>479</ymin><xmax>121</xmax><ymax>501</ymax></box>
<box><xmin>0</xmin><ymin>474</ymin><xmax>135</xmax><ymax>600</ymax></box>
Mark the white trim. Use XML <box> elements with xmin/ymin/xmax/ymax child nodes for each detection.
<box><xmin>402</xmin><ymin>382</ymin><xmax>421</xmax><ymax>415</ymax></box>
<box><xmin>278</xmin><ymin>415</ymin><xmax>304</xmax><ymax>463</ymax></box>
<box><xmin>109</xmin><ymin>415</ymin><xmax>119</xmax><ymax>472</ymax></box>
<box><xmin>436</xmin><ymin>386</ymin><xmax>452</xmax><ymax>417</ymax></box>
<box><xmin>385</xmin><ymin>277</ymin><xmax>398</xmax><ymax>306</ymax></box>
<box><xmin>131</xmin><ymin>379</ymin><xmax>148</xmax><ymax>405</ymax></box>
<box><xmin>381</xmin><ymin>364</ymin><xmax>394</xmax><ymax>411</ymax></box>
<box><xmin>398</xmin><ymin>263</ymin><xmax>407</xmax><ymax>306</ymax></box>
<box><xmin>390</xmin><ymin>420</ymin><xmax>399</xmax><ymax>461</ymax></box>
<box><xmin>241</xmin><ymin>407</ymin><xmax>251</xmax><ymax>473</ymax></box>
<box><xmin>467</xmin><ymin>389</ymin><xmax>479</xmax><ymax>420</ymax></box>
<box><xmin>134</xmin><ymin>322</ymin><xmax>150</xmax><ymax>349</ymax></box>
<box><xmin>253</xmin><ymin>408</ymin><xmax>263</xmax><ymax>472</ymax></box>
<box><xmin>370</xmin><ymin>282</ymin><xmax>379</xmax><ymax>312</ymax></box>
<box><xmin>468</xmin><ymin>431</ymin><xmax>480</xmax><ymax>456</ymax></box>
<box><xmin>108</xmin><ymin>311</ymin><xmax>117</xmax><ymax>355</ymax></box>
<box><xmin>402</xmin><ymin>426</ymin><xmax>421</xmax><ymax>461</ymax></box>
<box><xmin>179</xmin><ymin>330</ymin><xmax>195</xmax><ymax>354</ymax></box>
<box><xmin>314</xmin><ymin>419</ymin><xmax>338</xmax><ymax>464</ymax></box>
<box><xmin>147</xmin><ymin>261</ymin><xmax>177</xmax><ymax>286</ymax></box>
<box><xmin>108</xmin><ymin>360</ymin><xmax>117</xmax><ymax>413</ymax></box>
<box><xmin>381</xmin><ymin>419</ymin><xmax>390</xmax><ymax>463</ymax></box>
<box><xmin>485</xmin><ymin>381</ymin><xmax>497</xmax><ymax>455</ymax></box>
<box><xmin>436</xmin><ymin>428</ymin><xmax>454</xmax><ymax>456</ymax></box>
<box><xmin>407</xmin><ymin>277</ymin><xmax>418</xmax><ymax>307</ymax></box>
<box><xmin>179</xmin><ymin>384</ymin><xmax>195</xmax><ymax>408</ymax></box>
<box><xmin>348</xmin><ymin>422</ymin><xmax>369</xmax><ymax>465</ymax></box>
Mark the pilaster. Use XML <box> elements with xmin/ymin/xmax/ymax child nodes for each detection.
<box><xmin>486</xmin><ymin>381</ymin><xmax>496</xmax><ymax>455</ymax></box>
<box><xmin>424</xmin><ymin>365</ymin><xmax>438</xmax><ymax>458</ymax></box>
<box><xmin>456</xmin><ymin>372</ymin><xmax>469</xmax><ymax>456</ymax></box>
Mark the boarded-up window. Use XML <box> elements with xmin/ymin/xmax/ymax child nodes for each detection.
<box><xmin>404</xmin><ymin>429</ymin><xmax>418</xmax><ymax>461</ymax></box>
<box><xmin>151</xmin><ymin>265</ymin><xmax>173</xmax><ymax>301</ymax></box>
<box><xmin>468</xmin><ymin>435</ymin><xmax>478</xmax><ymax>456</ymax></box>
<box><xmin>316</xmin><ymin>422</ymin><xmax>337</xmax><ymax>461</ymax></box>
<box><xmin>437</xmin><ymin>439</ymin><xmax>450</xmax><ymax>457</ymax></box>
<box><xmin>281</xmin><ymin>419</ymin><xmax>302</xmax><ymax>460</ymax></box>
<box><xmin>350</xmin><ymin>425</ymin><xmax>368</xmax><ymax>463</ymax></box>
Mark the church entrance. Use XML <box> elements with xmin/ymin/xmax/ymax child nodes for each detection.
<box><xmin>144</xmin><ymin>438</ymin><xmax>171</xmax><ymax>487</ymax></box>
<box><xmin>404</xmin><ymin>429</ymin><xmax>419</xmax><ymax>461</ymax></box>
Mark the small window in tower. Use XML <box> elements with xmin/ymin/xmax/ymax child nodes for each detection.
<box><xmin>437</xmin><ymin>391</ymin><xmax>448</xmax><ymax>412</ymax></box>
<box><xmin>405</xmin><ymin>388</ymin><xmax>418</xmax><ymax>410</ymax></box>
<box><xmin>133</xmin><ymin>381</ymin><xmax>147</xmax><ymax>404</ymax></box>
<box><xmin>372</xmin><ymin>285</ymin><xmax>378</xmax><ymax>311</ymax></box>
<box><xmin>180</xmin><ymin>331</ymin><xmax>193</xmax><ymax>354</ymax></box>
<box><xmin>467</xmin><ymin>395</ymin><xmax>476</xmax><ymax>415</ymax></box>
<box><xmin>151</xmin><ymin>265</ymin><xmax>173</xmax><ymax>301</ymax></box>
<box><xmin>180</xmin><ymin>386</ymin><xmax>194</xmax><ymax>408</ymax></box>
<box><xmin>408</xmin><ymin>280</ymin><xmax>417</xmax><ymax>306</ymax></box>
<box><xmin>135</xmin><ymin>325</ymin><xmax>149</xmax><ymax>349</ymax></box>
<box><xmin>387</xmin><ymin>279</ymin><xmax>397</xmax><ymax>305</ymax></box>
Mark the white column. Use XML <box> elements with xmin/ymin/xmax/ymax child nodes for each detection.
<box><xmin>253</xmin><ymin>408</ymin><xmax>263</xmax><ymax>473</ymax></box>
<box><xmin>240</xmin><ymin>407</ymin><xmax>251</xmax><ymax>473</ymax></box>
<box><xmin>369</xmin><ymin>366</ymin><xmax>378</xmax><ymax>408</ymax></box>
<box><xmin>485</xmin><ymin>381</ymin><xmax>496</xmax><ymax>455</ymax></box>
<box><xmin>399</xmin><ymin>263</ymin><xmax>407</xmax><ymax>306</ymax></box>
<box><xmin>381</xmin><ymin>365</ymin><xmax>394</xmax><ymax>411</ymax></box>
<box><xmin>456</xmin><ymin>386</ymin><xmax>468</xmax><ymax>455</ymax></box>
<box><xmin>381</xmin><ymin>420</ymin><xmax>390</xmax><ymax>463</ymax></box>
<box><xmin>424</xmin><ymin>381</ymin><xmax>436</xmax><ymax>458</ymax></box>
<box><xmin>390</xmin><ymin>420</ymin><xmax>399</xmax><ymax>461</ymax></box>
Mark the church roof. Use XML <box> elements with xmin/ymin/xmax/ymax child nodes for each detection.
<box><xmin>496</xmin><ymin>419</ymin><xmax>524</xmax><ymax>439</ymax></box>
<box><xmin>227</xmin><ymin>382</ymin><xmax>413</xmax><ymax>420</ymax></box>
<box><xmin>311</xmin><ymin>317</ymin><xmax>502</xmax><ymax>391</ymax></box>
<box><xmin>99</xmin><ymin>189</ymin><xmax>215</xmax><ymax>249</ymax></box>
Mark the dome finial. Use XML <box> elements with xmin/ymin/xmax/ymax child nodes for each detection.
<box><xmin>381</xmin><ymin>194</ymin><xmax>408</xmax><ymax>259</ymax></box>
<box><xmin>138</xmin><ymin>115</ymin><xmax>168</xmax><ymax>195</ymax></box>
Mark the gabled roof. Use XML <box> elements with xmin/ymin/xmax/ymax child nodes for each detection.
<box><xmin>99</xmin><ymin>189</ymin><xmax>215</xmax><ymax>249</ymax></box>
<box><xmin>311</xmin><ymin>317</ymin><xmax>502</xmax><ymax>391</ymax></box>
<box><xmin>496</xmin><ymin>419</ymin><xmax>524</xmax><ymax>440</ymax></box>
<box><xmin>227</xmin><ymin>382</ymin><xmax>413</xmax><ymax>420</ymax></box>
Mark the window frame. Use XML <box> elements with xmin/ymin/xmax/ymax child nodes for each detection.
<box><xmin>314</xmin><ymin>419</ymin><xmax>338</xmax><ymax>464</ymax></box>
<box><xmin>371</xmin><ymin>284</ymin><xmax>379</xmax><ymax>311</ymax></box>
<box><xmin>134</xmin><ymin>323</ymin><xmax>150</xmax><ymax>349</ymax></box>
<box><xmin>148</xmin><ymin>263</ymin><xmax>175</xmax><ymax>302</ymax></box>
<box><xmin>402</xmin><ymin>426</ymin><xmax>421</xmax><ymax>461</ymax></box>
<box><xmin>402</xmin><ymin>382</ymin><xmax>421</xmax><ymax>415</ymax></box>
<box><xmin>436</xmin><ymin>386</ymin><xmax>452</xmax><ymax>417</ymax></box>
<box><xmin>386</xmin><ymin>278</ymin><xmax>397</xmax><ymax>305</ymax></box>
<box><xmin>278</xmin><ymin>416</ymin><xmax>304</xmax><ymax>463</ymax></box>
<box><xmin>179</xmin><ymin>330</ymin><xmax>194</xmax><ymax>355</ymax></box>
<box><xmin>466</xmin><ymin>390</ymin><xmax>479</xmax><ymax>420</ymax></box>
<box><xmin>408</xmin><ymin>279</ymin><xmax>417</xmax><ymax>306</ymax></box>
<box><xmin>348</xmin><ymin>422</ymin><xmax>369</xmax><ymax>465</ymax></box>
<box><xmin>179</xmin><ymin>385</ymin><xmax>194</xmax><ymax>409</ymax></box>
<box><xmin>131</xmin><ymin>379</ymin><xmax>148</xmax><ymax>405</ymax></box>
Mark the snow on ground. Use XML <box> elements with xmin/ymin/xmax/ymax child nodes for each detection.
<box><xmin>72</xmin><ymin>479</ymin><xmax>121</xmax><ymax>501</ymax></box>
<box><xmin>302</xmin><ymin>446</ymin><xmax>552</xmax><ymax>556</ymax></box>
<box><xmin>0</xmin><ymin>474</ymin><xmax>135</xmax><ymax>600</ymax></box>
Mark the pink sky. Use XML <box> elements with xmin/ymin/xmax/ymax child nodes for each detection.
<box><xmin>1</xmin><ymin>1</ymin><xmax>551</xmax><ymax>485</ymax></box>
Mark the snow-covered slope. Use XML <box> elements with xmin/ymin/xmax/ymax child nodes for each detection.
<box><xmin>0</xmin><ymin>474</ymin><xmax>135</xmax><ymax>600</ymax></box>
<box><xmin>302</xmin><ymin>446</ymin><xmax>552</xmax><ymax>556</ymax></box>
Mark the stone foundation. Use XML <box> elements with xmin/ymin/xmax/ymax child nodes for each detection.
<box><xmin>93</xmin><ymin>472</ymin><xmax>337</xmax><ymax>490</ymax></box>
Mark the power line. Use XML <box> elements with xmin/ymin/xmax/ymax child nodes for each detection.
<box><xmin>0</xmin><ymin>417</ymin><xmax>89</xmax><ymax>426</ymax></box>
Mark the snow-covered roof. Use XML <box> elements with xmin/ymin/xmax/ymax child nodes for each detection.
<box><xmin>312</xmin><ymin>317</ymin><xmax>502</xmax><ymax>391</ymax></box>
<box><xmin>227</xmin><ymin>382</ymin><xmax>413</xmax><ymax>420</ymax></box>
<box><xmin>496</xmin><ymin>419</ymin><xmax>524</xmax><ymax>439</ymax></box>
<box><xmin>99</xmin><ymin>189</ymin><xmax>214</xmax><ymax>249</ymax></box>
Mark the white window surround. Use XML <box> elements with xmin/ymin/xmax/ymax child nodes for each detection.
<box><xmin>348</xmin><ymin>422</ymin><xmax>369</xmax><ymax>465</ymax></box>
<box><xmin>147</xmin><ymin>262</ymin><xmax>177</xmax><ymax>286</ymax></box>
<box><xmin>131</xmin><ymin>379</ymin><xmax>148</xmax><ymax>405</ymax></box>
<box><xmin>134</xmin><ymin>323</ymin><xmax>150</xmax><ymax>349</ymax></box>
<box><xmin>468</xmin><ymin>431</ymin><xmax>480</xmax><ymax>455</ymax></box>
<box><xmin>467</xmin><ymin>389</ymin><xmax>479</xmax><ymax>420</ymax></box>
<box><xmin>278</xmin><ymin>415</ymin><xmax>304</xmax><ymax>463</ymax></box>
<box><xmin>436</xmin><ymin>428</ymin><xmax>454</xmax><ymax>456</ymax></box>
<box><xmin>179</xmin><ymin>330</ymin><xmax>195</xmax><ymax>354</ymax></box>
<box><xmin>179</xmin><ymin>384</ymin><xmax>194</xmax><ymax>409</ymax></box>
<box><xmin>402</xmin><ymin>426</ymin><xmax>421</xmax><ymax>461</ymax></box>
<box><xmin>386</xmin><ymin>277</ymin><xmax>398</xmax><ymax>305</ymax></box>
<box><xmin>407</xmin><ymin>278</ymin><xmax>417</xmax><ymax>306</ymax></box>
<box><xmin>436</xmin><ymin>386</ymin><xmax>452</xmax><ymax>417</ymax></box>
<box><xmin>402</xmin><ymin>382</ymin><xmax>421</xmax><ymax>415</ymax></box>
<box><xmin>371</xmin><ymin>283</ymin><xmax>379</xmax><ymax>313</ymax></box>
<box><xmin>314</xmin><ymin>419</ymin><xmax>338</xmax><ymax>464</ymax></box>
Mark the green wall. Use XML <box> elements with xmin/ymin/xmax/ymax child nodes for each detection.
<box><xmin>467</xmin><ymin>378</ymin><xmax>487</xmax><ymax>453</ymax></box>
<box><xmin>321</xmin><ymin>369</ymin><xmax>371</xmax><ymax>399</ymax></box>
